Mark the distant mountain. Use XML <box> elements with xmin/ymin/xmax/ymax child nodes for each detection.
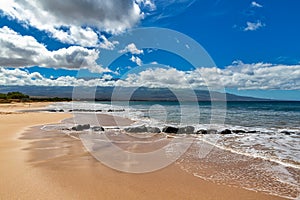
<box><xmin>0</xmin><ymin>86</ymin><xmax>271</xmax><ymax>101</ymax></box>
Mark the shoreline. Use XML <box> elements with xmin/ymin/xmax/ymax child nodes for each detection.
<box><xmin>0</xmin><ymin>102</ymin><xmax>72</xmax><ymax>199</ymax></box>
<box><xmin>0</xmin><ymin>102</ymin><xmax>290</xmax><ymax>199</ymax></box>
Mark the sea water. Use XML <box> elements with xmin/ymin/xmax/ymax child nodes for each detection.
<box><xmin>48</xmin><ymin>101</ymin><xmax>300</xmax><ymax>199</ymax></box>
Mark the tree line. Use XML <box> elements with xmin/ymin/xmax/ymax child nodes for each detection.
<box><xmin>0</xmin><ymin>91</ymin><xmax>71</xmax><ymax>103</ymax></box>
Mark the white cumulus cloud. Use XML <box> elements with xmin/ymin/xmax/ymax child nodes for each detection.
<box><xmin>0</xmin><ymin>0</ymin><xmax>145</xmax><ymax>46</ymax></box>
<box><xmin>116</xmin><ymin>68</ymin><xmax>188</xmax><ymax>88</ymax></box>
<box><xmin>130</xmin><ymin>55</ymin><xmax>143</xmax><ymax>66</ymax></box>
<box><xmin>135</xmin><ymin>0</ymin><xmax>156</xmax><ymax>11</ymax></box>
<box><xmin>0</xmin><ymin>26</ymin><xmax>109</xmax><ymax>73</ymax></box>
<box><xmin>119</xmin><ymin>43</ymin><xmax>144</xmax><ymax>54</ymax></box>
<box><xmin>98</xmin><ymin>35</ymin><xmax>119</xmax><ymax>50</ymax></box>
<box><xmin>244</xmin><ymin>21</ymin><xmax>265</xmax><ymax>31</ymax></box>
<box><xmin>1</xmin><ymin>61</ymin><xmax>300</xmax><ymax>90</ymax></box>
<box><xmin>0</xmin><ymin>68</ymin><xmax>115</xmax><ymax>87</ymax></box>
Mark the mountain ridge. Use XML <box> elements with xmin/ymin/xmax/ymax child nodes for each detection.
<box><xmin>0</xmin><ymin>86</ymin><xmax>273</xmax><ymax>101</ymax></box>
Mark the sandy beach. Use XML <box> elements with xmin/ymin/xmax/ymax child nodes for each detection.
<box><xmin>0</xmin><ymin>102</ymin><xmax>288</xmax><ymax>199</ymax></box>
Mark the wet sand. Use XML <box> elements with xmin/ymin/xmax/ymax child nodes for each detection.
<box><xmin>0</xmin><ymin>103</ymin><xmax>287</xmax><ymax>199</ymax></box>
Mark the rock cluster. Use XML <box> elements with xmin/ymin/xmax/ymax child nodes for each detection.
<box><xmin>67</xmin><ymin>124</ymin><xmax>299</xmax><ymax>136</ymax></box>
<box><xmin>124</xmin><ymin>125</ymin><xmax>161</xmax><ymax>133</ymax></box>
<box><xmin>70</xmin><ymin>124</ymin><xmax>104</xmax><ymax>132</ymax></box>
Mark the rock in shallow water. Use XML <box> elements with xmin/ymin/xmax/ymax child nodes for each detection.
<box><xmin>196</xmin><ymin>129</ymin><xmax>208</xmax><ymax>134</ymax></box>
<box><xmin>146</xmin><ymin>127</ymin><xmax>161</xmax><ymax>133</ymax></box>
<box><xmin>124</xmin><ymin>125</ymin><xmax>161</xmax><ymax>133</ymax></box>
<box><xmin>162</xmin><ymin>126</ymin><xmax>195</xmax><ymax>134</ymax></box>
<box><xmin>246</xmin><ymin>130</ymin><xmax>258</xmax><ymax>133</ymax></box>
<box><xmin>232</xmin><ymin>130</ymin><xmax>246</xmax><ymax>133</ymax></box>
<box><xmin>162</xmin><ymin>126</ymin><xmax>179</xmax><ymax>134</ymax></box>
<box><xmin>280</xmin><ymin>131</ymin><xmax>296</xmax><ymax>135</ymax></box>
<box><xmin>220</xmin><ymin>129</ymin><xmax>232</xmax><ymax>134</ymax></box>
<box><xmin>124</xmin><ymin>125</ymin><xmax>147</xmax><ymax>133</ymax></box>
<box><xmin>71</xmin><ymin>124</ymin><xmax>90</xmax><ymax>131</ymax></box>
<box><xmin>91</xmin><ymin>126</ymin><xmax>105</xmax><ymax>132</ymax></box>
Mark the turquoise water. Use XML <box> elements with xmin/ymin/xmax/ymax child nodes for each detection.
<box><xmin>102</xmin><ymin>101</ymin><xmax>300</xmax><ymax>129</ymax></box>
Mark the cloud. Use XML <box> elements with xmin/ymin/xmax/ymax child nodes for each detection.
<box><xmin>0</xmin><ymin>68</ymin><xmax>115</xmax><ymax>87</ymax></box>
<box><xmin>251</xmin><ymin>1</ymin><xmax>263</xmax><ymax>8</ymax></box>
<box><xmin>115</xmin><ymin>67</ymin><xmax>188</xmax><ymax>88</ymax></box>
<box><xmin>120</xmin><ymin>62</ymin><xmax>300</xmax><ymax>90</ymax></box>
<box><xmin>244</xmin><ymin>20</ymin><xmax>265</xmax><ymax>31</ymax></box>
<box><xmin>193</xmin><ymin>61</ymin><xmax>300</xmax><ymax>90</ymax></box>
<box><xmin>98</xmin><ymin>35</ymin><xmax>119</xmax><ymax>50</ymax></box>
<box><xmin>1</xmin><ymin>61</ymin><xmax>300</xmax><ymax>90</ymax></box>
<box><xmin>119</xmin><ymin>43</ymin><xmax>144</xmax><ymax>54</ymax></box>
<box><xmin>146</xmin><ymin>0</ymin><xmax>197</xmax><ymax>21</ymax></box>
<box><xmin>0</xmin><ymin>26</ymin><xmax>109</xmax><ymax>73</ymax></box>
<box><xmin>136</xmin><ymin>0</ymin><xmax>156</xmax><ymax>11</ymax></box>
<box><xmin>0</xmin><ymin>0</ymin><xmax>144</xmax><ymax>46</ymax></box>
<box><xmin>130</xmin><ymin>55</ymin><xmax>143</xmax><ymax>66</ymax></box>
<box><xmin>52</xmin><ymin>26</ymin><xmax>99</xmax><ymax>47</ymax></box>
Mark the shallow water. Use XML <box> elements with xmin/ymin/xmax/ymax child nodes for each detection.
<box><xmin>47</xmin><ymin>101</ymin><xmax>300</xmax><ymax>199</ymax></box>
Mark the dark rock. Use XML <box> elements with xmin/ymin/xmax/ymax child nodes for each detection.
<box><xmin>71</xmin><ymin>109</ymin><xmax>100</xmax><ymax>112</ymax></box>
<box><xmin>92</xmin><ymin>126</ymin><xmax>105</xmax><ymax>132</ymax></box>
<box><xmin>146</xmin><ymin>127</ymin><xmax>161</xmax><ymax>133</ymax></box>
<box><xmin>162</xmin><ymin>126</ymin><xmax>179</xmax><ymax>134</ymax></box>
<box><xmin>82</xmin><ymin>124</ymin><xmax>90</xmax><ymax>130</ymax></box>
<box><xmin>108</xmin><ymin>109</ymin><xmax>113</xmax><ymax>112</ymax></box>
<box><xmin>280</xmin><ymin>131</ymin><xmax>294</xmax><ymax>135</ymax></box>
<box><xmin>220</xmin><ymin>129</ymin><xmax>232</xmax><ymax>134</ymax></box>
<box><xmin>246</xmin><ymin>130</ymin><xmax>257</xmax><ymax>133</ymax></box>
<box><xmin>71</xmin><ymin>124</ymin><xmax>90</xmax><ymax>131</ymax></box>
<box><xmin>58</xmin><ymin>109</ymin><xmax>64</xmax><ymax>112</ymax></box>
<box><xmin>232</xmin><ymin>130</ymin><xmax>246</xmax><ymax>134</ymax></box>
<box><xmin>196</xmin><ymin>129</ymin><xmax>208</xmax><ymax>134</ymax></box>
<box><xmin>177</xmin><ymin>126</ymin><xmax>195</xmax><ymax>134</ymax></box>
<box><xmin>124</xmin><ymin>125</ymin><xmax>148</xmax><ymax>133</ymax></box>
<box><xmin>124</xmin><ymin>125</ymin><xmax>161</xmax><ymax>133</ymax></box>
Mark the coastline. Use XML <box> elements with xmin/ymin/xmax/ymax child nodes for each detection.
<box><xmin>0</xmin><ymin>102</ymin><xmax>288</xmax><ymax>199</ymax></box>
<box><xmin>0</xmin><ymin>102</ymin><xmax>72</xmax><ymax>199</ymax></box>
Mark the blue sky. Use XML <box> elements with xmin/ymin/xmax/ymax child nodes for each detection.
<box><xmin>0</xmin><ymin>0</ymin><xmax>299</xmax><ymax>100</ymax></box>
<box><xmin>158</xmin><ymin>0</ymin><xmax>300</xmax><ymax>67</ymax></box>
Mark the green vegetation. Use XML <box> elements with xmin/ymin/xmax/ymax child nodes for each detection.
<box><xmin>29</xmin><ymin>97</ymin><xmax>71</xmax><ymax>102</ymax></box>
<box><xmin>0</xmin><ymin>91</ymin><xmax>71</xmax><ymax>103</ymax></box>
<box><xmin>7</xmin><ymin>92</ymin><xmax>29</xmax><ymax>99</ymax></box>
<box><xmin>0</xmin><ymin>93</ymin><xmax>7</xmax><ymax>99</ymax></box>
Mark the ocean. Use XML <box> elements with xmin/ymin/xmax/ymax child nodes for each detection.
<box><xmin>47</xmin><ymin>101</ymin><xmax>300</xmax><ymax>199</ymax></box>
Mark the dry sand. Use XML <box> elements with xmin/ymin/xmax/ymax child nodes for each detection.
<box><xmin>0</xmin><ymin>103</ymin><xmax>287</xmax><ymax>199</ymax></box>
<box><xmin>0</xmin><ymin>102</ymin><xmax>51</xmax><ymax>113</ymax></box>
